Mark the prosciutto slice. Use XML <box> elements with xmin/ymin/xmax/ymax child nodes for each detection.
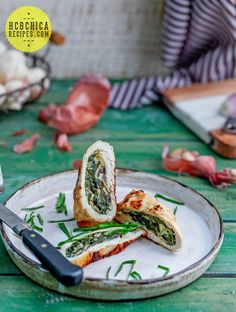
<box><xmin>38</xmin><ymin>74</ymin><xmax>110</xmax><ymax>135</ymax></box>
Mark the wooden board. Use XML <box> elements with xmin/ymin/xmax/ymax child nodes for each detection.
<box><xmin>164</xmin><ymin>79</ymin><xmax>236</xmax><ymax>158</ymax></box>
<box><xmin>0</xmin><ymin>79</ymin><xmax>236</xmax><ymax>309</ymax></box>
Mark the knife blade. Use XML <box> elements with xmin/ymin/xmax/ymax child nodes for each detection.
<box><xmin>0</xmin><ymin>203</ymin><xmax>83</xmax><ymax>286</ymax></box>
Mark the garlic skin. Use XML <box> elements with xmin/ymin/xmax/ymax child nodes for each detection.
<box><xmin>0</xmin><ymin>84</ymin><xmax>6</xmax><ymax>106</ymax></box>
<box><xmin>0</xmin><ymin>41</ymin><xmax>7</xmax><ymax>56</ymax></box>
<box><xmin>27</xmin><ymin>67</ymin><xmax>49</xmax><ymax>99</ymax></box>
<box><xmin>220</xmin><ymin>93</ymin><xmax>236</xmax><ymax>117</ymax></box>
<box><xmin>0</xmin><ymin>50</ymin><xmax>27</xmax><ymax>84</ymax></box>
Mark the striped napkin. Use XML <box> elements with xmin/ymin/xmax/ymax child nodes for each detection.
<box><xmin>110</xmin><ymin>0</ymin><xmax>236</xmax><ymax>110</ymax></box>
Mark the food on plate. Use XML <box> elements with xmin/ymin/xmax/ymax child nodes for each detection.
<box><xmin>74</xmin><ymin>141</ymin><xmax>116</xmax><ymax>226</ymax></box>
<box><xmin>38</xmin><ymin>73</ymin><xmax>110</xmax><ymax>134</ymax></box>
<box><xmin>115</xmin><ymin>190</ymin><xmax>182</xmax><ymax>251</ymax></box>
<box><xmin>58</xmin><ymin>222</ymin><xmax>145</xmax><ymax>267</ymax></box>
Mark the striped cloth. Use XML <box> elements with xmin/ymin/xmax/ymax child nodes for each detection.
<box><xmin>110</xmin><ymin>0</ymin><xmax>236</xmax><ymax>110</ymax></box>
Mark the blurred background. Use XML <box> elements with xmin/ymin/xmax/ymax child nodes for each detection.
<box><xmin>1</xmin><ymin>0</ymin><xmax>170</xmax><ymax>78</ymax></box>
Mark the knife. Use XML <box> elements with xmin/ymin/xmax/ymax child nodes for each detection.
<box><xmin>0</xmin><ymin>202</ymin><xmax>83</xmax><ymax>286</ymax></box>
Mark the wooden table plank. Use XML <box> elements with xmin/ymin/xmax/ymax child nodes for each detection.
<box><xmin>0</xmin><ymin>276</ymin><xmax>235</xmax><ymax>311</ymax></box>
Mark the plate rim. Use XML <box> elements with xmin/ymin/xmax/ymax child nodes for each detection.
<box><xmin>1</xmin><ymin>168</ymin><xmax>224</xmax><ymax>286</ymax></box>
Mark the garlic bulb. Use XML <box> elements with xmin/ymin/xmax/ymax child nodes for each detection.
<box><xmin>0</xmin><ymin>84</ymin><xmax>6</xmax><ymax>106</ymax></box>
<box><xmin>5</xmin><ymin>79</ymin><xmax>26</xmax><ymax>93</ymax></box>
<box><xmin>0</xmin><ymin>50</ymin><xmax>27</xmax><ymax>84</ymax></box>
<box><xmin>27</xmin><ymin>67</ymin><xmax>49</xmax><ymax>99</ymax></box>
<box><xmin>5</xmin><ymin>80</ymin><xmax>30</xmax><ymax>109</ymax></box>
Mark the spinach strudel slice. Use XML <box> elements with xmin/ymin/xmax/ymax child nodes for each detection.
<box><xmin>74</xmin><ymin>140</ymin><xmax>116</xmax><ymax>226</ymax></box>
<box><xmin>115</xmin><ymin>190</ymin><xmax>182</xmax><ymax>251</ymax></box>
<box><xmin>58</xmin><ymin>223</ymin><xmax>145</xmax><ymax>267</ymax></box>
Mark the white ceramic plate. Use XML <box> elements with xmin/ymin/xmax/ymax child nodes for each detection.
<box><xmin>0</xmin><ymin>169</ymin><xmax>223</xmax><ymax>300</ymax></box>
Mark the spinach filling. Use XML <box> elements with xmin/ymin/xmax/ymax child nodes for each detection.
<box><xmin>85</xmin><ymin>150</ymin><xmax>112</xmax><ymax>214</ymax></box>
<box><xmin>65</xmin><ymin>228</ymin><xmax>128</xmax><ymax>258</ymax></box>
<box><xmin>128</xmin><ymin>211</ymin><xmax>176</xmax><ymax>246</ymax></box>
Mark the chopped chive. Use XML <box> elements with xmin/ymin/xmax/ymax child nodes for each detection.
<box><xmin>158</xmin><ymin>264</ymin><xmax>170</xmax><ymax>277</ymax></box>
<box><xmin>57</xmin><ymin>228</ymin><xmax>129</xmax><ymax>249</ymax></box>
<box><xmin>48</xmin><ymin>218</ymin><xmax>75</xmax><ymax>223</ymax></box>
<box><xmin>155</xmin><ymin>193</ymin><xmax>184</xmax><ymax>205</ymax></box>
<box><xmin>37</xmin><ymin>214</ymin><xmax>44</xmax><ymax>226</ymax></box>
<box><xmin>58</xmin><ymin>222</ymin><xmax>72</xmax><ymax>239</ymax></box>
<box><xmin>31</xmin><ymin>224</ymin><xmax>43</xmax><ymax>232</ymax></box>
<box><xmin>106</xmin><ymin>266</ymin><xmax>112</xmax><ymax>279</ymax></box>
<box><xmin>73</xmin><ymin>222</ymin><xmax>137</xmax><ymax>233</ymax></box>
<box><xmin>25</xmin><ymin>211</ymin><xmax>43</xmax><ymax>232</ymax></box>
<box><xmin>21</xmin><ymin>205</ymin><xmax>44</xmax><ymax>211</ymax></box>
<box><xmin>115</xmin><ymin>260</ymin><xmax>136</xmax><ymax>280</ymax></box>
<box><xmin>130</xmin><ymin>271</ymin><xmax>142</xmax><ymax>280</ymax></box>
<box><xmin>55</xmin><ymin>193</ymin><xmax>68</xmax><ymax>215</ymax></box>
<box><xmin>173</xmin><ymin>207</ymin><xmax>178</xmax><ymax>215</ymax></box>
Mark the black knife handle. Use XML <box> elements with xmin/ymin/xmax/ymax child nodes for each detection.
<box><xmin>21</xmin><ymin>228</ymin><xmax>83</xmax><ymax>286</ymax></box>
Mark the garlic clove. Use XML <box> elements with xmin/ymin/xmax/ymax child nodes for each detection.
<box><xmin>0</xmin><ymin>50</ymin><xmax>27</xmax><ymax>84</ymax></box>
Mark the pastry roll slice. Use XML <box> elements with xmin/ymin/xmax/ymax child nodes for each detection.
<box><xmin>115</xmin><ymin>190</ymin><xmax>182</xmax><ymax>251</ymax></box>
<box><xmin>58</xmin><ymin>223</ymin><xmax>145</xmax><ymax>267</ymax></box>
<box><xmin>74</xmin><ymin>141</ymin><xmax>116</xmax><ymax>226</ymax></box>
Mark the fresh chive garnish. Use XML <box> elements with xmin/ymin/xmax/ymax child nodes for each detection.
<box><xmin>155</xmin><ymin>193</ymin><xmax>184</xmax><ymax>205</ymax></box>
<box><xmin>158</xmin><ymin>264</ymin><xmax>170</xmax><ymax>277</ymax></box>
<box><xmin>130</xmin><ymin>271</ymin><xmax>142</xmax><ymax>280</ymax></box>
<box><xmin>173</xmin><ymin>207</ymin><xmax>178</xmax><ymax>215</ymax></box>
<box><xmin>115</xmin><ymin>260</ymin><xmax>136</xmax><ymax>280</ymax></box>
<box><xmin>21</xmin><ymin>205</ymin><xmax>44</xmax><ymax>211</ymax></box>
<box><xmin>37</xmin><ymin>214</ymin><xmax>44</xmax><ymax>226</ymax></box>
<box><xmin>25</xmin><ymin>211</ymin><xmax>43</xmax><ymax>232</ymax></box>
<box><xmin>106</xmin><ymin>266</ymin><xmax>112</xmax><ymax>279</ymax></box>
<box><xmin>73</xmin><ymin>222</ymin><xmax>137</xmax><ymax>233</ymax></box>
<box><xmin>58</xmin><ymin>222</ymin><xmax>72</xmax><ymax>239</ymax></box>
<box><xmin>48</xmin><ymin>218</ymin><xmax>75</xmax><ymax>223</ymax></box>
<box><xmin>55</xmin><ymin>193</ymin><xmax>68</xmax><ymax>215</ymax></box>
<box><xmin>56</xmin><ymin>224</ymin><xmax>137</xmax><ymax>250</ymax></box>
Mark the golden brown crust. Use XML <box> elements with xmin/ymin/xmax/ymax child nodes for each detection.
<box><xmin>117</xmin><ymin>189</ymin><xmax>175</xmax><ymax>222</ymax></box>
<box><xmin>71</xmin><ymin>237</ymin><xmax>139</xmax><ymax>267</ymax></box>
<box><xmin>73</xmin><ymin>180</ymin><xmax>95</xmax><ymax>225</ymax></box>
<box><xmin>116</xmin><ymin>189</ymin><xmax>182</xmax><ymax>251</ymax></box>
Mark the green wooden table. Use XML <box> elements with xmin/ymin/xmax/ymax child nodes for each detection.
<box><xmin>0</xmin><ymin>80</ymin><xmax>236</xmax><ymax>311</ymax></box>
